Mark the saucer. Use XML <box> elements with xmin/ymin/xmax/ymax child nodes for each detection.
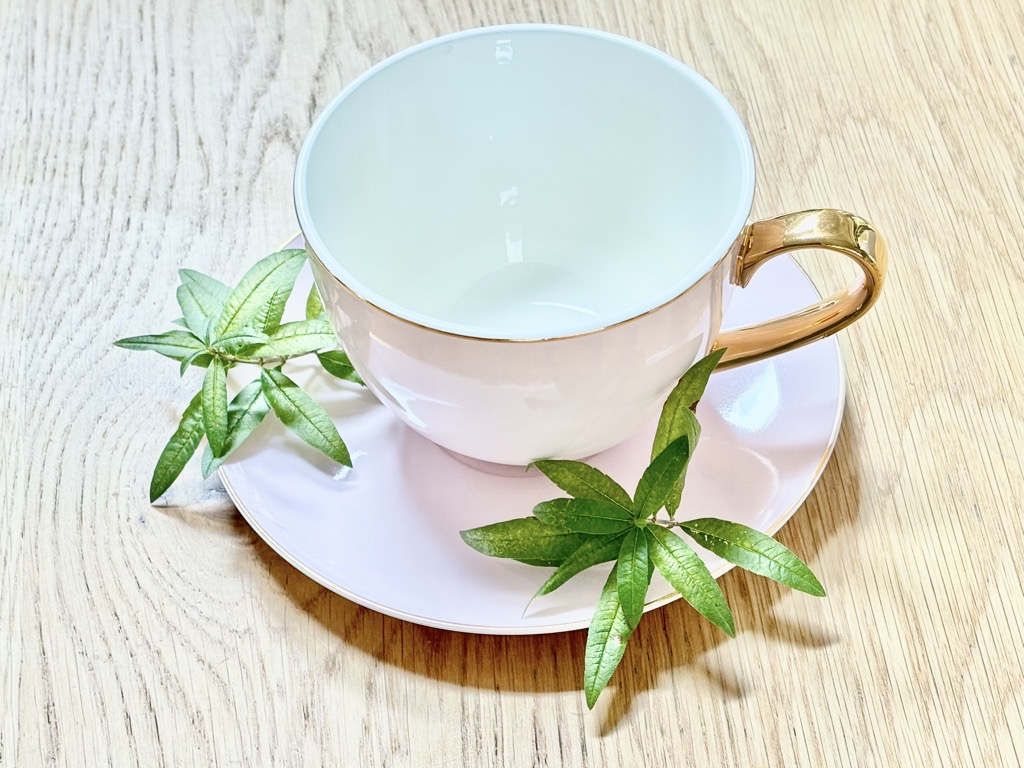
<box><xmin>220</xmin><ymin>240</ymin><xmax>844</xmax><ymax>635</ymax></box>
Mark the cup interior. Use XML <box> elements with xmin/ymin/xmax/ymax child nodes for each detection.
<box><xmin>296</xmin><ymin>25</ymin><xmax>754</xmax><ymax>339</ymax></box>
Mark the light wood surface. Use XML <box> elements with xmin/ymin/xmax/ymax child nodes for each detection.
<box><xmin>4</xmin><ymin>0</ymin><xmax>1023</xmax><ymax>764</ymax></box>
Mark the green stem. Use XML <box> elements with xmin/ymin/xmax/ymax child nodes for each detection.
<box><xmin>654</xmin><ymin>518</ymin><xmax>684</xmax><ymax>529</ymax></box>
<box><xmin>208</xmin><ymin>349</ymin><xmax>293</xmax><ymax>367</ymax></box>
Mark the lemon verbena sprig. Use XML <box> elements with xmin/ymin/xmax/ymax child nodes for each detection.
<box><xmin>115</xmin><ymin>250</ymin><xmax>362</xmax><ymax>501</ymax></box>
<box><xmin>461</xmin><ymin>350</ymin><xmax>826</xmax><ymax>708</ymax></box>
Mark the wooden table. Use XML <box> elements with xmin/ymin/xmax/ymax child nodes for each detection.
<box><xmin>4</xmin><ymin>0</ymin><xmax>1023</xmax><ymax>764</ymax></box>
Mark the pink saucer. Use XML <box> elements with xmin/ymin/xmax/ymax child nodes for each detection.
<box><xmin>220</xmin><ymin>239</ymin><xmax>844</xmax><ymax>634</ymax></box>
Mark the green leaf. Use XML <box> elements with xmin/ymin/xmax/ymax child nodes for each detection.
<box><xmin>200</xmin><ymin>446</ymin><xmax>216</xmax><ymax>479</ymax></box>
<box><xmin>202</xmin><ymin>358</ymin><xmax>229</xmax><ymax>457</ymax></box>
<box><xmin>215</xmin><ymin>249</ymin><xmax>306</xmax><ymax>337</ymax></box>
<box><xmin>241</xmin><ymin>319</ymin><xmax>337</xmax><ymax>360</ymax></box>
<box><xmin>202</xmin><ymin>317</ymin><xmax>217</xmax><ymax>344</ymax></box>
<box><xmin>306</xmin><ymin>283</ymin><xmax>326</xmax><ymax>320</ymax></box>
<box><xmin>149</xmin><ymin>390</ymin><xmax>205</xmax><ymax>502</ymax></box>
<box><xmin>652</xmin><ymin>347</ymin><xmax>724</xmax><ymax>458</ymax></box>
<box><xmin>181</xmin><ymin>269</ymin><xmax>230</xmax><ymax>304</ymax></box>
<box><xmin>114</xmin><ymin>331</ymin><xmax>206</xmax><ymax>362</ymax></box>
<box><xmin>651</xmin><ymin>409</ymin><xmax>700</xmax><ymax>518</ymax></box>
<box><xmin>171</xmin><ymin>317</ymin><xmax>189</xmax><ymax>328</ymax></box>
<box><xmin>533</xmin><ymin>460</ymin><xmax>633</xmax><ymax>512</ymax></box>
<box><xmin>536</xmin><ymin>532</ymin><xmax>626</xmax><ymax>596</ymax></box>
<box><xmin>209</xmin><ymin>329</ymin><xmax>271</xmax><ymax>355</ymax></box>
<box><xmin>460</xmin><ymin>517</ymin><xmax>592</xmax><ymax>567</ymax></box>
<box><xmin>584</xmin><ymin>564</ymin><xmax>635</xmax><ymax>709</ymax></box>
<box><xmin>177</xmin><ymin>269</ymin><xmax>230</xmax><ymax>339</ymax></box>
<box><xmin>633</xmin><ymin>436</ymin><xmax>692</xmax><ymax>519</ymax></box>
<box><xmin>653</xmin><ymin>395</ymin><xmax>702</xmax><ymax>460</ymax></box>
<box><xmin>533</xmin><ymin>498</ymin><xmax>634</xmax><ymax>535</ymax></box>
<box><xmin>200</xmin><ymin>380</ymin><xmax>271</xmax><ymax>477</ymax></box>
<box><xmin>679</xmin><ymin>518</ymin><xmax>826</xmax><ymax>596</ymax></box>
<box><xmin>646</xmin><ymin>526</ymin><xmax>735</xmax><ymax>637</ymax></box>
<box><xmin>179</xmin><ymin>349</ymin><xmax>212</xmax><ymax>376</ymax></box>
<box><xmin>260</xmin><ymin>367</ymin><xmax>351</xmax><ymax>466</ymax></box>
<box><xmin>616</xmin><ymin>527</ymin><xmax>650</xmax><ymax>630</ymax></box>
<box><xmin>251</xmin><ymin>284</ymin><xmax>291</xmax><ymax>334</ymax></box>
<box><xmin>317</xmin><ymin>350</ymin><xmax>364</xmax><ymax>385</ymax></box>
<box><xmin>201</xmin><ymin>452</ymin><xmax>218</xmax><ymax>480</ymax></box>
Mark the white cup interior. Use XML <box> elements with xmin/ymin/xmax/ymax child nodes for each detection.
<box><xmin>296</xmin><ymin>25</ymin><xmax>754</xmax><ymax>340</ymax></box>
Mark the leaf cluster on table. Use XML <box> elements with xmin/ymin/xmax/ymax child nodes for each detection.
<box><xmin>114</xmin><ymin>249</ymin><xmax>363</xmax><ymax>501</ymax></box>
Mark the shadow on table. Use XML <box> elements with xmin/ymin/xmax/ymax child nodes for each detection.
<box><xmin>249</xmin><ymin>409</ymin><xmax>863</xmax><ymax>733</ymax></box>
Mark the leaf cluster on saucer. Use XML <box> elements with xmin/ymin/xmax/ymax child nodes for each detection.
<box><xmin>461</xmin><ymin>349</ymin><xmax>825</xmax><ymax>708</ymax></box>
<box><xmin>115</xmin><ymin>249</ymin><xmax>363</xmax><ymax>501</ymax></box>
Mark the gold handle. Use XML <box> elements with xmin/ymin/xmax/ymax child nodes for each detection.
<box><xmin>715</xmin><ymin>208</ymin><xmax>887</xmax><ymax>368</ymax></box>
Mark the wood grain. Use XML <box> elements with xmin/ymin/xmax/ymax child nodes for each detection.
<box><xmin>3</xmin><ymin>0</ymin><xmax>1023</xmax><ymax>764</ymax></box>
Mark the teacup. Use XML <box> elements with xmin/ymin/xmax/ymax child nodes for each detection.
<box><xmin>295</xmin><ymin>24</ymin><xmax>886</xmax><ymax>466</ymax></box>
